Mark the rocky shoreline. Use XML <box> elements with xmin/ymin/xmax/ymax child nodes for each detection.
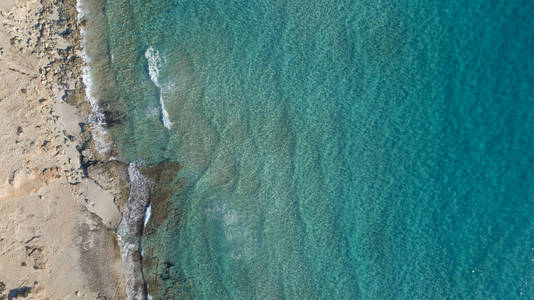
<box><xmin>0</xmin><ymin>0</ymin><xmax>128</xmax><ymax>298</ymax></box>
<box><xmin>0</xmin><ymin>0</ymin><xmax>181</xmax><ymax>298</ymax></box>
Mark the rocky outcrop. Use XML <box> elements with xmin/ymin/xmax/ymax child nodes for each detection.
<box><xmin>0</xmin><ymin>0</ymin><xmax>126</xmax><ymax>299</ymax></box>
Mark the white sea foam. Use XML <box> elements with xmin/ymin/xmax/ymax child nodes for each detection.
<box><xmin>116</xmin><ymin>235</ymin><xmax>146</xmax><ymax>300</ymax></box>
<box><xmin>145</xmin><ymin>47</ymin><xmax>172</xmax><ymax>129</ymax></box>
<box><xmin>145</xmin><ymin>47</ymin><xmax>162</xmax><ymax>87</ymax></box>
<box><xmin>117</xmin><ymin>163</ymin><xmax>152</xmax><ymax>300</ymax></box>
<box><xmin>159</xmin><ymin>94</ymin><xmax>172</xmax><ymax>130</ymax></box>
<box><xmin>143</xmin><ymin>203</ymin><xmax>151</xmax><ymax>227</ymax></box>
<box><xmin>75</xmin><ymin>4</ymin><xmax>154</xmax><ymax>298</ymax></box>
<box><xmin>75</xmin><ymin>0</ymin><xmax>110</xmax><ymax>154</ymax></box>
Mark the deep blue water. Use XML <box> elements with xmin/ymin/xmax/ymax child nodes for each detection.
<box><xmin>91</xmin><ymin>0</ymin><xmax>533</xmax><ymax>298</ymax></box>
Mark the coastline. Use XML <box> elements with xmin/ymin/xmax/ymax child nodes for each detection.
<box><xmin>0</xmin><ymin>0</ymin><xmax>130</xmax><ymax>298</ymax></box>
<box><xmin>75</xmin><ymin>0</ymin><xmax>154</xmax><ymax>298</ymax></box>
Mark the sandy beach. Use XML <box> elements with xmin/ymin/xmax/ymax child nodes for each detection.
<box><xmin>0</xmin><ymin>0</ymin><xmax>126</xmax><ymax>298</ymax></box>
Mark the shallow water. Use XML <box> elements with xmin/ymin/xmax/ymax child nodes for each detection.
<box><xmin>86</xmin><ymin>0</ymin><xmax>533</xmax><ymax>298</ymax></box>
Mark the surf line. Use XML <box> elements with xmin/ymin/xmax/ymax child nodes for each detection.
<box><xmin>76</xmin><ymin>2</ymin><xmax>151</xmax><ymax>299</ymax></box>
<box><xmin>75</xmin><ymin>0</ymin><xmax>111</xmax><ymax>154</ymax></box>
<box><xmin>145</xmin><ymin>47</ymin><xmax>172</xmax><ymax>130</ymax></box>
<box><xmin>116</xmin><ymin>163</ymin><xmax>152</xmax><ymax>300</ymax></box>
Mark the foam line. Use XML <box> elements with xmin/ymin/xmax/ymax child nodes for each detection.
<box><xmin>145</xmin><ymin>47</ymin><xmax>172</xmax><ymax>129</ymax></box>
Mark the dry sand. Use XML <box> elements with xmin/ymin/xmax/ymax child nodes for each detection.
<box><xmin>0</xmin><ymin>0</ymin><xmax>127</xmax><ymax>299</ymax></box>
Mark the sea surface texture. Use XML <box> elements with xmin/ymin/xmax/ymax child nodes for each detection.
<box><xmin>91</xmin><ymin>0</ymin><xmax>533</xmax><ymax>298</ymax></box>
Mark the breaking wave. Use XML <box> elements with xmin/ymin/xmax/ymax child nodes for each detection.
<box><xmin>75</xmin><ymin>0</ymin><xmax>111</xmax><ymax>154</ymax></box>
<box><xmin>116</xmin><ymin>163</ymin><xmax>152</xmax><ymax>300</ymax></box>
<box><xmin>145</xmin><ymin>46</ymin><xmax>172</xmax><ymax>130</ymax></box>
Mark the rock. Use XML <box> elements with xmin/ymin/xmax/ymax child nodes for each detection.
<box><xmin>7</xmin><ymin>286</ymin><xmax>30</xmax><ymax>299</ymax></box>
<box><xmin>25</xmin><ymin>246</ymin><xmax>47</xmax><ymax>270</ymax></box>
<box><xmin>140</xmin><ymin>161</ymin><xmax>183</xmax><ymax>229</ymax></box>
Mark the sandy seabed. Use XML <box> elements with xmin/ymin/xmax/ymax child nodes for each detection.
<box><xmin>0</xmin><ymin>0</ymin><xmax>128</xmax><ymax>299</ymax></box>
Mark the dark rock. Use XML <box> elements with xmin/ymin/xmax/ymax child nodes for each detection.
<box><xmin>102</xmin><ymin>110</ymin><xmax>125</xmax><ymax>127</ymax></box>
<box><xmin>78</xmin><ymin>122</ymin><xmax>86</xmax><ymax>132</ymax></box>
<box><xmin>7</xmin><ymin>286</ymin><xmax>30</xmax><ymax>299</ymax></box>
<box><xmin>61</xmin><ymin>89</ymin><xmax>77</xmax><ymax>104</ymax></box>
<box><xmin>140</xmin><ymin>161</ymin><xmax>183</xmax><ymax>229</ymax></box>
<box><xmin>60</xmin><ymin>28</ymin><xmax>71</xmax><ymax>37</ymax></box>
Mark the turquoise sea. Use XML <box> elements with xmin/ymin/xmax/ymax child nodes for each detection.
<box><xmin>82</xmin><ymin>0</ymin><xmax>533</xmax><ymax>298</ymax></box>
